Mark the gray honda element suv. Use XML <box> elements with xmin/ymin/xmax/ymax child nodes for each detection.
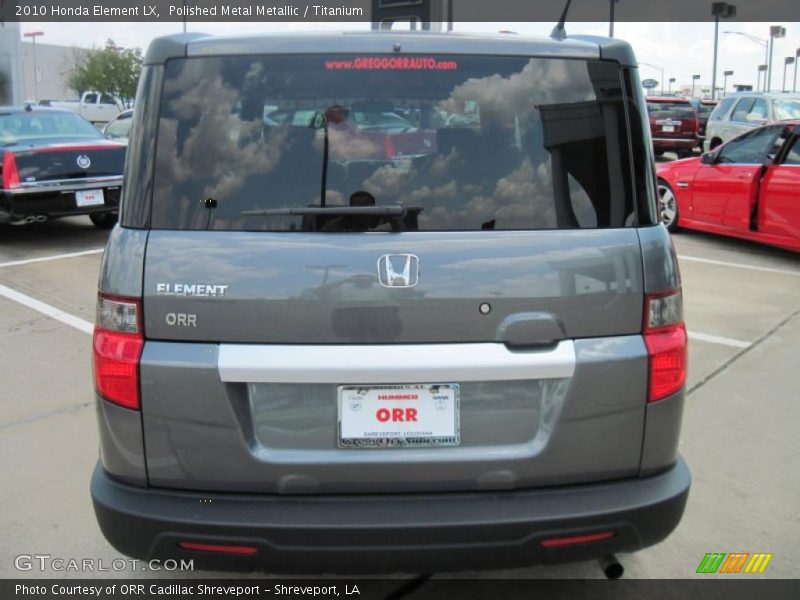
<box><xmin>91</xmin><ymin>31</ymin><xmax>690</xmax><ymax>574</ymax></box>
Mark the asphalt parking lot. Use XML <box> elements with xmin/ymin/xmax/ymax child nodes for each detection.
<box><xmin>1</xmin><ymin>205</ymin><xmax>799</xmax><ymax>582</ymax></box>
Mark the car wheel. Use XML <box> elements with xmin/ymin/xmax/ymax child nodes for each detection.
<box><xmin>89</xmin><ymin>212</ymin><xmax>117</xmax><ymax>229</ymax></box>
<box><xmin>657</xmin><ymin>180</ymin><xmax>679</xmax><ymax>232</ymax></box>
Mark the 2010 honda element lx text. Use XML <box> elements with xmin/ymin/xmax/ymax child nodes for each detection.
<box><xmin>91</xmin><ymin>30</ymin><xmax>690</xmax><ymax>574</ymax></box>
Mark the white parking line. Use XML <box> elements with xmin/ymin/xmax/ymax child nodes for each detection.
<box><xmin>0</xmin><ymin>248</ymin><xmax>104</xmax><ymax>269</ymax></box>
<box><xmin>688</xmin><ymin>331</ymin><xmax>751</xmax><ymax>349</ymax></box>
<box><xmin>0</xmin><ymin>283</ymin><xmax>93</xmax><ymax>335</ymax></box>
<box><xmin>678</xmin><ymin>255</ymin><xmax>800</xmax><ymax>278</ymax></box>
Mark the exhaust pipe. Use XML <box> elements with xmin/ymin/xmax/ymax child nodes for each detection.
<box><xmin>599</xmin><ymin>554</ymin><xmax>624</xmax><ymax>579</ymax></box>
<box><xmin>9</xmin><ymin>215</ymin><xmax>47</xmax><ymax>225</ymax></box>
<box><xmin>34</xmin><ymin>215</ymin><xmax>48</xmax><ymax>223</ymax></box>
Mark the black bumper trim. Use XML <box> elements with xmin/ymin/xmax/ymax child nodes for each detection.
<box><xmin>91</xmin><ymin>458</ymin><xmax>690</xmax><ymax>574</ymax></box>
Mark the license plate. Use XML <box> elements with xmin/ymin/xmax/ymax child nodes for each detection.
<box><xmin>661</xmin><ymin>125</ymin><xmax>676</xmax><ymax>132</ymax></box>
<box><xmin>75</xmin><ymin>189</ymin><xmax>104</xmax><ymax>207</ymax></box>
<box><xmin>338</xmin><ymin>384</ymin><xmax>459</xmax><ymax>448</ymax></box>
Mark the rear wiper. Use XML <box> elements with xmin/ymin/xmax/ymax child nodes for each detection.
<box><xmin>242</xmin><ymin>205</ymin><xmax>407</xmax><ymax>217</ymax></box>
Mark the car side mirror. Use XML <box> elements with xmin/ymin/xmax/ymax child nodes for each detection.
<box><xmin>700</xmin><ymin>152</ymin><xmax>716</xmax><ymax>165</ymax></box>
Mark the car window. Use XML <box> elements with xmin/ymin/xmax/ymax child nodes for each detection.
<box><xmin>0</xmin><ymin>111</ymin><xmax>103</xmax><ymax>143</ymax></box>
<box><xmin>83</xmin><ymin>93</ymin><xmax>98</xmax><ymax>104</ymax></box>
<box><xmin>730</xmin><ymin>98</ymin><xmax>755</xmax><ymax>122</ymax></box>
<box><xmin>100</xmin><ymin>94</ymin><xmax>116</xmax><ymax>105</ymax></box>
<box><xmin>646</xmin><ymin>102</ymin><xmax>695</xmax><ymax>119</ymax></box>
<box><xmin>717</xmin><ymin>126</ymin><xmax>781</xmax><ymax>164</ymax></box>
<box><xmin>152</xmin><ymin>54</ymin><xmax>637</xmax><ymax>232</ymax></box>
<box><xmin>773</xmin><ymin>100</ymin><xmax>800</xmax><ymax>121</ymax></box>
<box><xmin>748</xmin><ymin>99</ymin><xmax>768</xmax><ymax>120</ymax></box>
<box><xmin>709</xmin><ymin>96</ymin><xmax>735</xmax><ymax>121</ymax></box>
<box><xmin>782</xmin><ymin>136</ymin><xmax>800</xmax><ymax>166</ymax></box>
<box><xmin>106</xmin><ymin>114</ymin><xmax>132</xmax><ymax>138</ymax></box>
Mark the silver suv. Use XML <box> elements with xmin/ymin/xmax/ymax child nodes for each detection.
<box><xmin>704</xmin><ymin>92</ymin><xmax>800</xmax><ymax>152</ymax></box>
<box><xmin>90</xmin><ymin>31</ymin><xmax>690</xmax><ymax>575</ymax></box>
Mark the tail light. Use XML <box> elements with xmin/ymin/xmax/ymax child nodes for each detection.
<box><xmin>178</xmin><ymin>542</ymin><xmax>258</xmax><ymax>556</ymax></box>
<box><xmin>2</xmin><ymin>152</ymin><xmax>21</xmax><ymax>190</ymax></box>
<box><xmin>644</xmin><ymin>290</ymin><xmax>687</xmax><ymax>402</ymax></box>
<box><xmin>93</xmin><ymin>293</ymin><xmax>143</xmax><ymax>410</ymax></box>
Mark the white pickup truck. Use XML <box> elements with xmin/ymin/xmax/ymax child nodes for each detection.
<box><xmin>42</xmin><ymin>91</ymin><xmax>124</xmax><ymax>125</ymax></box>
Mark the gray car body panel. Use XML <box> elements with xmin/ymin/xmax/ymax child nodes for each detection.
<box><xmin>140</xmin><ymin>335</ymin><xmax>649</xmax><ymax>493</ymax></box>
<box><xmin>96</xmin><ymin>395</ymin><xmax>147</xmax><ymax>486</ymax></box>
<box><xmin>143</xmin><ymin>229</ymin><xmax>644</xmax><ymax>344</ymax></box>
<box><xmin>97</xmin><ymin>226</ymin><xmax>148</xmax><ymax>296</ymax></box>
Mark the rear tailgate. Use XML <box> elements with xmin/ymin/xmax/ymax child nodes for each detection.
<box><xmin>140</xmin><ymin>229</ymin><xmax>649</xmax><ymax>493</ymax></box>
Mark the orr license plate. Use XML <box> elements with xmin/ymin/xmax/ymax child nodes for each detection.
<box><xmin>75</xmin><ymin>189</ymin><xmax>105</xmax><ymax>207</ymax></box>
<box><xmin>338</xmin><ymin>384</ymin><xmax>460</xmax><ymax>448</ymax></box>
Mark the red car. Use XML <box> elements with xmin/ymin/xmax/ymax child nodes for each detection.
<box><xmin>656</xmin><ymin>121</ymin><xmax>800</xmax><ymax>252</ymax></box>
<box><xmin>647</xmin><ymin>96</ymin><xmax>699</xmax><ymax>158</ymax></box>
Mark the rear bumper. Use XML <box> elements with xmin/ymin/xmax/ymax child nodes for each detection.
<box><xmin>91</xmin><ymin>457</ymin><xmax>690</xmax><ymax>573</ymax></box>
<box><xmin>0</xmin><ymin>186</ymin><xmax>120</xmax><ymax>222</ymax></box>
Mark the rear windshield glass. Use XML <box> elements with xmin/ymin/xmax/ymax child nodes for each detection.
<box><xmin>0</xmin><ymin>111</ymin><xmax>101</xmax><ymax>144</ymax></box>
<box><xmin>152</xmin><ymin>55</ymin><xmax>635</xmax><ymax>232</ymax></box>
<box><xmin>773</xmin><ymin>99</ymin><xmax>800</xmax><ymax>121</ymax></box>
<box><xmin>646</xmin><ymin>101</ymin><xmax>695</xmax><ymax>120</ymax></box>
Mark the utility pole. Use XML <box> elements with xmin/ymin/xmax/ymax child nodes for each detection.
<box><xmin>722</xmin><ymin>70</ymin><xmax>733</xmax><ymax>97</ymax></box>
<box><xmin>608</xmin><ymin>0</ymin><xmax>619</xmax><ymax>38</ymax></box>
<box><xmin>767</xmin><ymin>26</ymin><xmax>787</xmax><ymax>92</ymax></box>
<box><xmin>710</xmin><ymin>3</ymin><xmax>736</xmax><ymax>100</ymax></box>
<box><xmin>783</xmin><ymin>57</ymin><xmax>795</xmax><ymax>92</ymax></box>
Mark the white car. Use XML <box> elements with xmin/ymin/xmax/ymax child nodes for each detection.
<box><xmin>43</xmin><ymin>91</ymin><xmax>125</xmax><ymax>125</ymax></box>
<box><xmin>704</xmin><ymin>92</ymin><xmax>800</xmax><ymax>153</ymax></box>
<box><xmin>103</xmin><ymin>109</ymin><xmax>133</xmax><ymax>142</ymax></box>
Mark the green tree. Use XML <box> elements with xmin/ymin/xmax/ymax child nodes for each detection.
<box><xmin>67</xmin><ymin>39</ymin><xmax>142</xmax><ymax>106</ymax></box>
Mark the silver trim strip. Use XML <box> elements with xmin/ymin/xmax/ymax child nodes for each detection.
<box><xmin>7</xmin><ymin>175</ymin><xmax>123</xmax><ymax>195</ymax></box>
<box><xmin>218</xmin><ymin>341</ymin><xmax>576</xmax><ymax>384</ymax></box>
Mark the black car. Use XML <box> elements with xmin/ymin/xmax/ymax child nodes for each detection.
<box><xmin>0</xmin><ymin>106</ymin><xmax>125</xmax><ymax>228</ymax></box>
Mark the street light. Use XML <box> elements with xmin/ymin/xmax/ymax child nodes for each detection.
<box><xmin>711</xmin><ymin>3</ymin><xmax>737</xmax><ymax>100</ymax></box>
<box><xmin>691</xmin><ymin>74</ymin><xmax>701</xmax><ymax>99</ymax></box>
<box><xmin>784</xmin><ymin>57</ymin><xmax>796</xmax><ymax>92</ymax></box>
<box><xmin>725</xmin><ymin>30</ymin><xmax>769</xmax><ymax>89</ymax></box>
<box><xmin>668</xmin><ymin>77</ymin><xmax>676</xmax><ymax>94</ymax></box>
<box><xmin>640</xmin><ymin>62</ymin><xmax>664</xmax><ymax>95</ymax></box>
<box><xmin>723</xmin><ymin>70</ymin><xmax>734</xmax><ymax>97</ymax></box>
<box><xmin>757</xmin><ymin>64</ymin><xmax>768</xmax><ymax>92</ymax></box>
<box><xmin>608</xmin><ymin>0</ymin><xmax>619</xmax><ymax>38</ymax></box>
<box><xmin>767</xmin><ymin>25</ymin><xmax>787</xmax><ymax>92</ymax></box>
<box><xmin>23</xmin><ymin>31</ymin><xmax>44</xmax><ymax>103</ymax></box>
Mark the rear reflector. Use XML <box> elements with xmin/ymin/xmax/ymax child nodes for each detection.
<box><xmin>541</xmin><ymin>531</ymin><xmax>615</xmax><ymax>548</ymax></box>
<box><xmin>93</xmin><ymin>293</ymin><xmax>143</xmax><ymax>411</ymax></box>
<box><xmin>178</xmin><ymin>542</ymin><xmax>258</xmax><ymax>556</ymax></box>
<box><xmin>644</xmin><ymin>290</ymin><xmax>687</xmax><ymax>403</ymax></box>
<box><xmin>2</xmin><ymin>152</ymin><xmax>21</xmax><ymax>190</ymax></box>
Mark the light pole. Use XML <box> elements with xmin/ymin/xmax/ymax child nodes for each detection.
<box><xmin>640</xmin><ymin>62</ymin><xmax>664</xmax><ymax>95</ymax></box>
<box><xmin>767</xmin><ymin>26</ymin><xmax>786</xmax><ymax>92</ymax></box>
<box><xmin>722</xmin><ymin>70</ymin><xmax>733</xmax><ymax>97</ymax></box>
<box><xmin>784</xmin><ymin>57</ymin><xmax>795</xmax><ymax>92</ymax></box>
<box><xmin>691</xmin><ymin>74</ymin><xmax>701</xmax><ymax>99</ymax></box>
<box><xmin>725</xmin><ymin>31</ymin><xmax>768</xmax><ymax>89</ymax></box>
<box><xmin>668</xmin><ymin>77</ymin><xmax>676</xmax><ymax>94</ymax></box>
<box><xmin>23</xmin><ymin>31</ymin><xmax>44</xmax><ymax>103</ymax></box>
<box><xmin>711</xmin><ymin>3</ymin><xmax>736</xmax><ymax>100</ymax></box>
<box><xmin>608</xmin><ymin>0</ymin><xmax>619</xmax><ymax>38</ymax></box>
<box><xmin>757</xmin><ymin>64</ymin><xmax>767</xmax><ymax>91</ymax></box>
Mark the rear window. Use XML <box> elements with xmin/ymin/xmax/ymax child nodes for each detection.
<box><xmin>646</xmin><ymin>101</ymin><xmax>695</xmax><ymax>119</ymax></box>
<box><xmin>0</xmin><ymin>111</ymin><xmax>102</xmax><ymax>144</ymax></box>
<box><xmin>152</xmin><ymin>54</ymin><xmax>636</xmax><ymax>232</ymax></box>
<box><xmin>709</xmin><ymin>96</ymin><xmax>736</xmax><ymax>121</ymax></box>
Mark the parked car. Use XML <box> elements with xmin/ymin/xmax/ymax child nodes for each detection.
<box><xmin>704</xmin><ymin>92</ymin><xmax>800</xmax><ymax>152</ymax></box>
<box><xmin>657</xmin><ymin>120</ymin><xmax>800</xmax><ymax>252</ymax></box>
<box><xmin>646</xmin><ymin>96</ymin><xmax>699</xmax><ymax>158</ymax></box>
<box><xmin>41</xmin><ymin>91</ymin><xmax>125</xmax><ymax>125</ymax></box>
<box><xmin>690</xmin><ymin>98</ymin><xmax>717</xmax><ymax>150</ymax></box>
<box><xmin>0</xmin><ymin>106</ymin><xmax>125</xmax><ymax>229</ymax></box>
<box><xmin>103</xmin><ymin>109</ymin><xmax>133</xmax><ymax>142</ymax></box>
<box><xmin>91</xmin><ymin>31</ymin><xmax>690</xmax><ymax>575</ymax></box>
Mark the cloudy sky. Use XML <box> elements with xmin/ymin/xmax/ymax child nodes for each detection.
<box><xmin>19</xmin><ymin>21</ymin><xmax>800</xmax><ymax>93</ymax></box>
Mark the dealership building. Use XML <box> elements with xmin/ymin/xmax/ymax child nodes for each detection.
<box><xmin>0</xmin><ymin>22</ymin><xmax>84</xmax><ymax>105</ymax></box>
